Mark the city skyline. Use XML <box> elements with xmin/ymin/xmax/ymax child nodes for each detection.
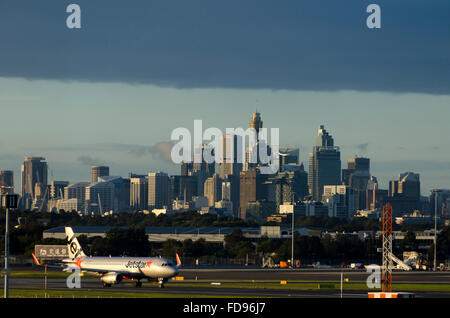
<box><xmin>1</xmin><ymin>1</ymin><xmax>450</xmax><ymax>195</ymax></box>
<box><xmin>1</xmin><ymin>103</ymin><xmax>449</xmax><ymax>197</ymax></box>
<box><xmin>0</xmin><ymin>92</ymin><xmax>448</xmax><ymax>195</ymax></box>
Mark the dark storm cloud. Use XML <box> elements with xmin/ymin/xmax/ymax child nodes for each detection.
<box><xmin>1</xmin><ymin>0</ymin><xmax>449</xmax><ymax>94</ymax></box>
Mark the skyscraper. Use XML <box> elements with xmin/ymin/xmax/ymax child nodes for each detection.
<box><xmin>388</xmin><ymin>172</ymin><xmax>421</xmax><ymax>216</ymax></box>
<box><xmin>148</xmin><ymin>172</ymin><xmax>169</xmax><ymax>210</ymax></box>
<box><xmin>239</xmin><ymin>169</ymin><xmax>269</xmax><ymax>220</ymax></box>
<box><xmin>85</xmin><ymin>181</ymin><xmax>115</xmax><ymax>214</ymax></box>
<box><xmin>21</xmin><ymin>157</ymin><xmax>48</xmax><ymax>209</ymax></box>
<box><xmin>130</xmin><ymin>176</ymin><xmax>148</xmax><ymax>210</ymax></box>
<box><xmin>278</xmin><ymin>148</ymin><xmax>300</xmax><ymax>171</ymax></box>
<box><xmin>98</xmin><ymin>176</ymin><xmax>131</xmax><ymax>212</ymax></box>
<box><xmin>219</xmin><ymin>134</ymin><xmax>243</xmax><ymax>179</ymax></box>
<box><xmin>65</xmin><ymin>182</ymin><xmax>90</xmax><ymax>211</ymax></box>
<box><xmin>308</xmin><ymin>126</ymin><xmax>341</xmax><ymax>201</ymax></box>
<box><xmin>267</xmin><ymin>169</ymin><xmax>309</xmax><ymax>210</ymax></box>
<box><xmin>322</xmin><ymin>185</ymin><xmax>355</xmax><ymax>219</ymax></box>
<box><xmin>342</xmin><ymin>157</ymin><xmax>371</xmax><ymax>210</ymax></box>
<box><xmin>203</xmin><ymin>173</ymin><xmax>222</xmax><ymax>207</ymax></box>
<box><xmin>91</xmin><ymin>166</ymin><xmax>109</xmax><ymax>183</ymax></box>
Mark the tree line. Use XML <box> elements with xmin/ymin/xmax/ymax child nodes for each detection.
<box><xmin>0</xmin><ymin>210</ymin><xmax>448</xmax><ymax>264</ymax></box>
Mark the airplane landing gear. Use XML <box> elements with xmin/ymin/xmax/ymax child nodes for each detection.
<box><xmin>158</xmin><ymin>278</ymin><xmax>165</xmax><ymax>288</ymax></box>
<box><xmin>135</xmin><ymin>281</ymin><xmax>142</xmax><ymax>288</ymax></box>
<box><xmin>103</xmin><ymin>283</ymin><xmax>112</xmax><ymax>288</ymax></box>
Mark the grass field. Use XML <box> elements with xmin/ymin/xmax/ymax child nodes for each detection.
<box><xmin>8</xmin><ymin>288</ymin><xmax>223</xmax><ymax>298</ymax></box>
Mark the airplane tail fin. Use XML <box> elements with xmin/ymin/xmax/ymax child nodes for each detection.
<box><xmin>65</xmin><ymin>227</ymin><xmax>86</xmax><ymax>259</ymax></box>
<box><xmin>176</xmin><ymin>253</ymin><xmax>182</xmax><ymax>268</ymax></box>
<box><xmin>31</xmin><ymin>253</ymin><xmax>40</xmax><ymax>266</ymax></box>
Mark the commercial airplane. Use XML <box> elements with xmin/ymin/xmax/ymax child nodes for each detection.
<box><xmin>32</xmin><ymin>227</ymin><xmax>181</xmax><ymax>288</ymax></box>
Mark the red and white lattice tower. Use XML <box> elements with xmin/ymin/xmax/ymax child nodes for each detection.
<box><xmin>382</xmin><ymin>204</ymin><xmax>393</xmax><ymax>292</ymax></box>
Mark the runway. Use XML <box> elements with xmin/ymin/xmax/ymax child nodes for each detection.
<box><xmin>179</xmin><ymin>268</ymin><xmax>450</xmax><ymax>284</ymax></box>
<box><xmin>3</xmin><ymin>267</ymin><xmax>450</xmax><ymax>298</ymax></box>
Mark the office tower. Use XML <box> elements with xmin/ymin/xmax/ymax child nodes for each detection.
<box><xmin>21</xmin><ymin>157</ymin><xmax>48</xmax><ymax>210</ymax></box>
<box><xmin>31</xmin><ymin>182</ymin><xmax>47</xmax><ymax>211</ymax></box>
<box><xmin>168</xmin><ymin>175</ymin><xmax>180</xmax><ymax>203</ymax></box>
<box><xmin>221</xmin><ymin>180</ymin><xmax>232</xmax><ymax>201</ymax></box>
<box><xmin>342</xmin><ymin>157</ymin><xmax>371</xmax><ymax>210</ymax></box>
<box><xmin>85</xmin><ymin>181</ymin><xmax>115</xmax><ymax>214</ymax></box>
<box><xmin>193</xmin><ymin>144</ymin><xmax>215</xmax><ymax>176</ymax></box>
<box><xmin>221</xmin><ymin>174</ymin><xmax>240</xmax><ymax>216</ymax></box>
<box><xmin>179</xmin><ymin>175</ymin><xmax>198</xmax><ymax>202</ymax></box>
<box><xmin>219</xmin><ymin>134</ymin><xmax>243</xmax><ymax>179</ymax></box>
<box><xmin>239</xmin><ymin>169</ymin><xmax>269</xmax><ymax>220</ymax></box>
<box><xmin>181</xmin><ymin>162</ymin><xmax>194</xmax><ymax>176</ymax></box>
<box><xmin>186</xmin><ymin>144</ymin><xmax>215</xmax><ymax>196</ymax></box>
<box><xmin>91</xmin><ymin>165</ymin><xmax>109</xmax><ymax>183</ymax></box>
<box><xmin>128</xmin><ymin>172</ymin><xmax>147</xmax><ymax>179</ymax></box>
<box><xmin>430</xmin><ymin>190</ymin><xmax>450</xmax><ymax>218</ymax></box>
<box><xmin>279</xmin><ymin>148</ymin><xmax>300</xmax><ymax>171</ymax></box>
<box><xmin>50</xmin><ymin>180</ymin><xmax>69</xmax><ymax>199</ymax></box>
<box><xmin>388</xmin><ymin>172</ymin><xmax>421</xmax><ymax>216</ymax></box>
<box><xmin>203</xmin><ymin>174</ymin><xmax>222</xmax><ymax>207</ymax></box>
<box><xmin>365</xmin><ymin>176</ymin><xmax>388</xmax><ymax>210</ymax></box>
<box><xmin>98</xmin><ymin>176</ymin><xmax>131</xmax><ymax>212</ymax></box>
<box><xmin>308</xmin><ymin>126</ymin><xmax>341</xmax><ymax>201</ymax></box>
<box><xmin>342</xmin><ymin>157</ymin><xmax>370</xmax><ymax>189</ymax></box>
<box><xmin>322</xmin><ymin>185</ymin><xmax>355</xmax><ymax>218</ymax></box>
<box><xmin>389</xmin><ymin>172</ymin><xmax>420</xmax><ymax>198</ymax></box>
<box><xmin>65</xmin><ymin>182</ymin><xmax>90</xmax><ymax>210</ymax></box>
<box><xmin>148</xmin><ymin>172</ymin><xmax>169</xmax><ymax>210</ymax></box>
<box><xmin>0</xmin><ymin>170</ymin><xmax>14</xmax><ymax>194</ymax></box>
<box><xmin>130</xmin><ymin>177</ymin><xmax>148</xmax><ymax>210</ymax></box>
<box><xmin>56</xmin><ymin>198</ymin><xmax>83</xmax><ymax>213</ymax></box>
<box><xmin>267</xmin><ymin>169</ymin><xmax>309</xmax><ymax>211</ymax></box>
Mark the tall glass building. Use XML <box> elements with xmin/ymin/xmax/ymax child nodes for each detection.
<box><xmin>308</xmin><ymin>125</ymin><xmax>341</xmax><ymax>201</ymax></box>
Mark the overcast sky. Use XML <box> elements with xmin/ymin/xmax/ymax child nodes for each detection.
<box><xmin>0</xmin><ymin>1</ymin><xmax>449</xmax><ymax>195</ymax></box>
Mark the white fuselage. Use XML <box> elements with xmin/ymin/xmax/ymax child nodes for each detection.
<box><xmin>67</xmin><ymin>256</ymin><xmax>179</xmax><ymax>280</ymax></box>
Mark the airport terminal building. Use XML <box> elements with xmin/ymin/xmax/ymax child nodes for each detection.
<box><xmin>43</xmin><ymin>226</ymin><xmax>318</xmax><ymax>244</ymax></box>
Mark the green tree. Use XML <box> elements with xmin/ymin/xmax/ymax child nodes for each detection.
<box><xmin>224</xmin><ymin>229</ymin><xmax>254</xmax><ymax>258</ymax></box>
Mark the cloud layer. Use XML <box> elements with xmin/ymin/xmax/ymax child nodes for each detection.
<box><xmin>1</xmin><ymin>0</ymin><xmax>449</xmax><ymax>94</ymax></box>
<box><xmin>44</xmin><ymin>142</ymin><xmax>174</xmax><ymax>163</ymax></box>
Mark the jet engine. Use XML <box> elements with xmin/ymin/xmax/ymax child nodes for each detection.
<box><xmin>101</xmin><ymin>273</ymin><xmax>122</xmax><ymax>285</ymax></box>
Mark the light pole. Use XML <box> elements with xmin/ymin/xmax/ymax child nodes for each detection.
<box><xmin>290</xmin><ymin>192</ymin><xmax>296</xmax><ymax>268</ymax></box>
<box><xmin>432</xmin><ymin>189</ymin><xmax>440</xmax><ymax>272</ymax></box>
<box><xmin>2</xmin><ymin>194</ymin><xmax>18</xmax><ymax>299</ymax></box>
<box><xmin>4</xmin><ymin>206</ymin><xmax>9</xmax><ymax>299</ymax></box>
